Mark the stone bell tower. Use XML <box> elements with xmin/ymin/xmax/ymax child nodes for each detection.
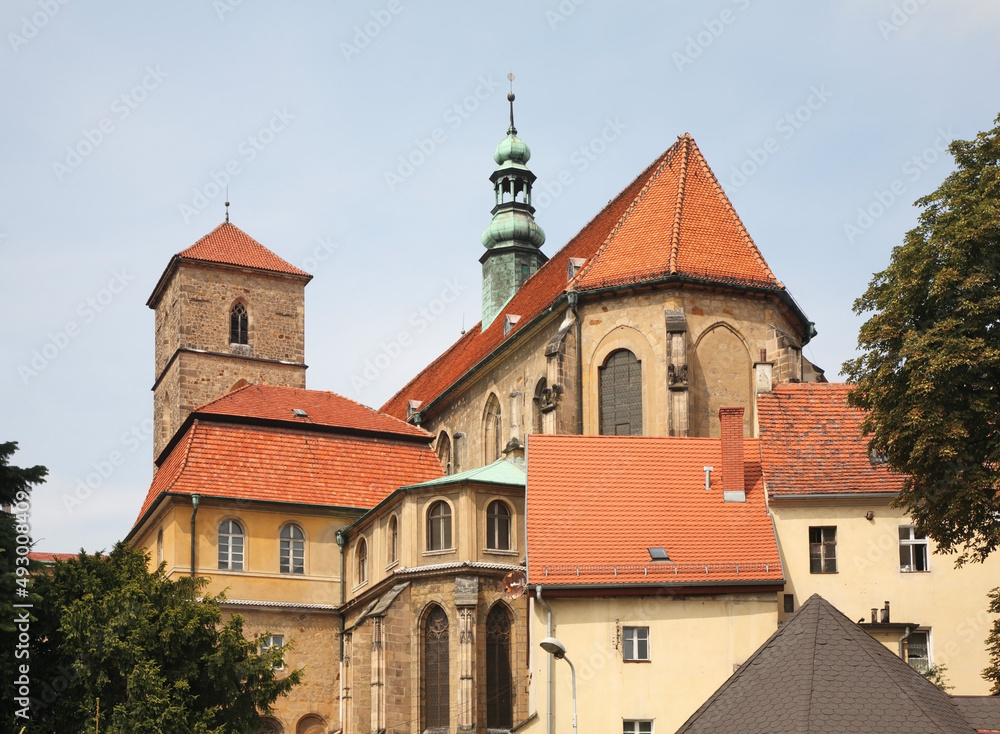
<box><xmin>480</xmin><ymin>90</ymin><xmax>547</xmax><ymax>329</ymax></box>
<box><xmin>147</xmin><ymin>219</ymin><xmax>311</xmax><ymax>460</ymax></box>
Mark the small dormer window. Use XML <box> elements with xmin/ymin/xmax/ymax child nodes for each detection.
<box><xmin>567</xmin><ymin>257</ymin><xmax>586</xmax><ymax>282</ymax></box>
<box><xmin>230</xmin><ymin>303</ymin><xmax>248</xmax><ymax>345</ymax></box>
<box><xmin>504</xmin><ymin>314</ymin><xmax>521</xmax><ymax>336</ymax></box>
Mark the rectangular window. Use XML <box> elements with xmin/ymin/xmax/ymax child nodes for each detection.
<box><xmin>907</xmin><ymin>630</ymin><xmax>930</xmax><ymax>671</ymax></box>
<box><xmin>809</xmin><ymin>526</ymin><xmax>837</xmax><ymax>573</ymax></box>
<box><xmin>622</xmin><ymin>626</ymin><xmax>649</xmax><ymax>661</ymax></box>
<box><xmin>624</xmin><ymin>721</ymin><xmax>653</xmax><ymax>734</ymax></box>
<box><xmin>260</xmin><ymin>634</ymin><xmax>284</xmax><ymax>669</ymax></box>
<box><xmin>783</xmin><ymin>594</ymin><xmax>794</xmax><ymax>613</ymax></box>
<box><xmin>899</xmin><ymin>526</ymin><xmax>929</xmax><ymax>572</ymax></box>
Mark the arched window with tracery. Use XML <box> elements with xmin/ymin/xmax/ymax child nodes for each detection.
<box><xmin>423</xmin><ymin>605</ymin><xmax>450</xmax><ymax>731</ymax></box>
<box><xmin>483</xmin><ymin>394</ymin><xmax>503</xmax><ymax>463</ymax></box>
<box><xmin>599</xmin><ymin>349</ymin><xmax>643</xmax><ymax>435</ymax></box>
<box><xmin>427</xmin><ymin>501</ymin><xmax>452</xmax><ymax>551</ymax></box>
<box><xmin>437</xmin><ymin>431</ymin><xmax>452</xmax><ymax>475</ymax></box>
<box><xmin>218</xmin><ymin>520</ymin><xmax>244</xmax><ymax>570</ymax></box>
<box><xmin>486</xmin><ymin>605</ymin><xmax>513</xmax><ymax>731</ymax></box>
<box><xmin>356</xmin><ymin>537</ymin><xmax>368</xmax><ymax>585</ymax></box>
<box><xmin>230</xmin><ymin>302</ymin><xmax>249</xmax><ymax>345</ymax></box>
<box><xmin>486</xmin><ymin>500</ymin><xmax>512</xmax><ymax>551</ymax></box>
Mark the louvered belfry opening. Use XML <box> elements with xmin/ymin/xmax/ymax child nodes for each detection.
<box><xmin>599</xmin><ymin>349</ymin><xmax>643</xmax><ymax>435</ymax></box>
<box><xmin>486</xmin><ymin>605</ymin><xmax>513</xmax><ymax>731</ymax></box>
<box><xmin>423</xmin><ymin>605</ymin><xmax>450</xmax><ymax>731</ymax></box>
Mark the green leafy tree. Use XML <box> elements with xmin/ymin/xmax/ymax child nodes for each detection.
<box><xmin>25</xmin><ymin>543</ymin><xmax>300</xmax><ymax>734</ymax></box>
<box><xmin>1</xmin><ymin>442</ymin><xmax>47</xmax><ymax>728</ymax></box>
<box><xmin>843</xmin><ymin>114</ymin><xmax>1000</xmax><ymax>563</ymax></box>
<box><xmin>985</xmin><ymin>587</ymin><xmax>1000</xmax><ymax>693</ymax></box>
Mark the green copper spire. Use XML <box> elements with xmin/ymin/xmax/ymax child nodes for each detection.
<box><xmin>481</xmin><ymin>81</ymin><xmax>547</xmax><ymax>331</ymax></box>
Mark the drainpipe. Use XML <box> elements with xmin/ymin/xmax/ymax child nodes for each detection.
<box><xmin>535</xmin><ymin>585</ymin><xmax>554</xmax><ymax>734</ymax></box>
<box><xmin>336</xmin><ymin>529</ymin><xmax>347</xmax><ymax>730</ymax></box>
<box><xmin>898</xmin><ymin>625</ymin><xmax>912</xmax><ymax>661</ymax></box>
<box><xmin>567</xmin><ymin>291</ymin><xmax>583</xmax><ymax>434</ymax></box>
<box><xmin>189</xmin><ymin>494</ymin><xmax>200</xmax><ymax>577</ymax></box>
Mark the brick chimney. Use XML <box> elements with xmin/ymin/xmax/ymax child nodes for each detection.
<box><xmin>719</xmin><ymin>407</ymin><xmax>745</xmax><ymax>502</ymax></box>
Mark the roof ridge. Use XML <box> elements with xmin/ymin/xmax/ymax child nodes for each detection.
<box><xmin>668</xmin><ymin>135</ymin><xmax>691</xmax><ymax>274</ymax></box>
<box><xmin>193</xmin><ymin>382</ymin><xmax>255</xmax><ymax>412</ymax></box>
<box><xmin>163</xmin><ymin>420</ymin><xmax>198</xmax><ymax>495</ymax></box>
<box><xmin>686</xmin><ymin>136</ymin><xmax>783</xmax><ymax>289</ymax></box>
<box><xmin>571</xmin><ymin>144</ymin><xmax>678</xmax><ymax>287</ymax></box>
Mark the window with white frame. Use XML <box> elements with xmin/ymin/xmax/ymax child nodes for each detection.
<box><xmin>899</xmin><ymin>526</ymin><xmax>929</xmax><ymax>572</ymax></box>
<box><xmin>279</xmin><ymin>524</ymin><xmax>305</xmax><ymax>574</ymax></box>
<box><xmin>218</xmin><ymin>520</ymin><xmax>244</xmax><ymax>570</ymax></box>
<box><xmin>260</xmin><ymin>634</ymin><xmax>284</xmax><ymax>670</ymax></box>
<box><xmin>624</xmin><ymin>720</ymin><xmax>653</xmax><ymax>734</ymax></box>
<box><xmin>809</xmin><ymin>526</ymin><xmax>837</xmax><ymax>573</ymax></box>
<box><xmin>906</xmin><ymin>630</ymin><xmax>930</xmax><ymax>671</ymax></box>
<box><xmin>622</xmin><ymin>626</ymin><xmax>649</xmax><ymax>661</ymax></box>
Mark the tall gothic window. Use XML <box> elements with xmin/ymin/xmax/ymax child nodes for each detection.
<box><xmin>532</xmin><ymin>377</ymin><xmax>547</xmax><ymax>435</ymax></box>
<box><xmin>230</xmin><ymin>302</ymin><xmax>249</xmax><ymax>345</ymax></box>
<box><xmin>356</xmin><ymin>537</ymin><xmax>368</xmax><ymax>585</ymax></box>
<box><xmin>218</xmin><ymin>520</ymin><xmax>244</xmax><ymax>570</ymax></box>
<box><xmin>279</xmin><ymin>524</ymin><xmax>305</xmax><ymax>574</ymax></box>
<box><xmin>484</xmin><ymin>395</ymin><xmax>503</xmax><ymax>463</ymax></box>
<box><xmin>599</xmin><ymin>349</ymin><xmax>643</xmax><ymax>435</ymax></box>
<box><xmin>486</xmin><ymin>605</ymin><xmax>513</xmax><ymax>731</ymax></box>
<box><xmin>388</xmin><ymin>515</ymin><xmax>398</xmax><ymax>565</ymax></box>
<box><xmin>423</xmin><ymin>606</ymin><xmax>450</xmax><ymax>731</ymax></box>
<box><xmin>486</xmin><ymin>500</ymin><xmax>512</xmax><ymax>551</ymax></box>
<box><xmin>427</xmin><ymin>501</ymin><xmax>452</xmax><ymax>551</ymax></box>
<box><xmin>437</xmin><ymin>432</ymin><xmax>452</xmax><ymax>475</ymax></box>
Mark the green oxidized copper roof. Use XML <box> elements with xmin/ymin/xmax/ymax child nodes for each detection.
<box><xmin>494</xmin><ymin>133</ymin><xmax>531</xmax><ymax>166</ymax></box>
<box><xmin>403</xmin><ymin>457</ymin><xmax>526</xmax><ymax>490</ymax></box>
<box><xmin>481</xmin><ymin>210</ymin><xmax>546</xmax><ymax>249</ymax></box>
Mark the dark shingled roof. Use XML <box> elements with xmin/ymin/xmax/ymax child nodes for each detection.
<box><xmin>952</xmin><ymin>697</ymin><xmax>1000</xmax><ymax>733</ymax></box>
<box><xmin>674</xmin><ymin>594</ymin><xmax>977</xmax><ymax>734</ymax></box>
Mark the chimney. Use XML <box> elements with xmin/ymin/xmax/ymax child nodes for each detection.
<box><xmin>719</xmin><ymin>407</ymin><xmax>745</xmax><ymax>502</ymax></box>
<box><xmin>881</xmin><ymin>601</ymin><xmax>890</xmax><ymax>624</ymax></box>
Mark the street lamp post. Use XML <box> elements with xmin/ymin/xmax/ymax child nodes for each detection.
<box><xmin>540</xmin><ymin>636</ymin><xmax>577</xmax><ymax>734</ymax></box>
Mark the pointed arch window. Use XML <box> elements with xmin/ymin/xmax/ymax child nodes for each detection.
<box><xmin>427</xmin><ymin>501</ymin><xmax>452</xmax><ymax>551</ymax></box>
<box><xmin>218</xmin><ymin>520</ymin><xmax>244</xmax><ymax>570</ymax></box>
<box><xmin>599</xmin><ymin>349</ymin><xmax>643</xmax><ymax>436</ymax></box>
<box><xmin>484</xmin><ymin>395</ymin><xmax>503</xmax><ymax>463</ymax></box>
<box><xmin>486</xmin><ymin>500</ymin><xmax>512</xmax><ymax>551</ymax></box>
<box><xmin>437</xmin><ymin>432</ymin><xmax>452</xmax><ymax>475</ymax></box>
<box><xmin>486</xmin><ymin>605</ymin><xmax>513</xmax><ymax>730</ymax></box>
<box><xmin>279</xmin><ymin>524</ymin><xmax>305</xmax><ymax>574</ymax></box>
<box><xmin>424</xmin><ymin>606</ymin><xmax>450</xmax><ymax>731</ymax></box>
<box><xmin>230</xmin><ymin>302</ymin><xmax>249</xmax><ymax>345</ymax></box>
<box><xmin>532</xmin><ymin>377</ymin><xmax>547</xmax><ymax>435</ymax></box>
<box><xmin>356</xmin><ymin>537</ymin><xmax>368</xmax><ymax>585</ymax></box>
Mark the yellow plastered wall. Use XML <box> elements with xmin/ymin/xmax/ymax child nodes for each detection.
<box><xmin>771</xmin><ymin>499</ymin><xmax>1000</xmax><ymax>694</ymax></box>
<box><xmin>525</xmin><ymin>593</ymin><xmax>778</xmax><ymax>734</ymax></box>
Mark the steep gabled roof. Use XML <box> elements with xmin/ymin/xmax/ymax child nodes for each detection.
<box><xmin>525</xmin><ymin>434</ymin><xmax>782</xmax><ymax>588</ymax></box>
<box><xmin>675</xmin><ymin>594</ymin><xmax>977</xmax><ymax>734</ymax></box>
<box><xmin>147</xmin><ymin>222</ymin><xmax>310</xmax><ymax>307</ymax></box>
<box><xmin>758</xmin><ymin>383</ymin><xmax>907</xmax><ymax>498</ymax></box>
<box><xmin>381</xmin><ymin>135</ymin><xmax>800</xmax><ymax>422</ymax></box>
<box><xmin>132</xmin><ymin>419</ymin><xmax>444</xmax><ymax>528</ymax></box>
<box><xmin>195</xmin><ymin>384</ymin><xmax>430</xmax><ymax>441</ymax></box>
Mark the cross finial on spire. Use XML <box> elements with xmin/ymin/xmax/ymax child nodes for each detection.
<box><xmin>507</xmin><ymin>72</ymin><xmax>517</xmax><ymax>136</ymax></box>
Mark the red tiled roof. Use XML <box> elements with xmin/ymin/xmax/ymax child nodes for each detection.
<box><xmin>382</xmin><ymin>135</ymin><xmax>786</xmax><ymax>421</ymax></box>
<box><xmin>757</xmin><ymin>383</ymin><xmax>908</xmax><ymax>497</ymax></box>
<box><xmin>525</xmin><ymin>434</ymin><xmax>782</xmax><ymax>587</ymax></box>
<box><xmin>177</xmin><ymin>222</ymin><xmax>310</xmax><ymax>277</ymax></box>
<box><xmin>29</xmin><ymin>552</ymin><xmax>77</xmax><ymax>562</ymax></box>
<box><xmin>134</xmin><ymin>419</ymin><xmax>444</xmax><ymax>524</ymax></box>
<box><xmin>195</xmin><ymin>384</ymin><xmax>430</xmax><ymax>440</ymax></box>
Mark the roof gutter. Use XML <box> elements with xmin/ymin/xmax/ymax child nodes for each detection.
<box><xmin>769</xmin><ymin>492</ymin><xmax>898</xmax><ymax>501</ymax></box>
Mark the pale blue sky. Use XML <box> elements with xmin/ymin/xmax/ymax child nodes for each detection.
<box><xmin>2</xmin><ymin>1</ymin><xmax>997</xmax><ymax>552</ymax></box>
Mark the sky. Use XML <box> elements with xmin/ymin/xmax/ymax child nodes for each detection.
<box><xmin>2</xmin><ymin>1</ymin><xmax>998</xmax><ymax>554</ymax></box>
